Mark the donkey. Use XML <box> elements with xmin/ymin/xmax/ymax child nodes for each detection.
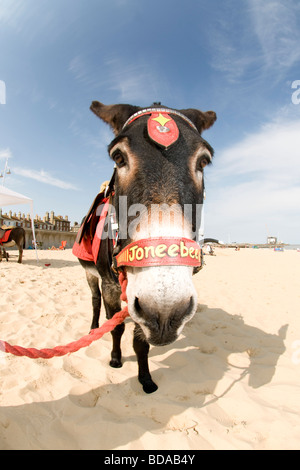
<box><xmin>76</xmin><ymin>101</ymin><xmax>216</xmax><ymax>393</ymax></box>
<box><xmin>0</xmin><ymin>227</ymin><xmax>25</xmax><ymax>263</ymax></box>
<box><xmin>0</xmin><ymin>247</ymin><xmax>9</xmax><ymax>262</ymax></box>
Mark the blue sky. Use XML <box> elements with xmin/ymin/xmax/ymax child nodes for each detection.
<box><xmin>0</xmin><ymin>0</ymin><xmax>300</xmax><ymax>243</ymax></box>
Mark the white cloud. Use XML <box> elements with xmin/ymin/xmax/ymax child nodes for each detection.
<box><xmin>0</xmin><ymin>0</ymin><xmax>25</xmax><ymax>27</ymax></box>
<box><xmin>0</xmin><ymin>0</ymin><xmax>44</xmax><ymax>40</ymax></box>
<box><xmin>68</xmin><ymin>55</ymin><xmax>89</xmax><ymax>84</ymax></box>
<box><xmin>14</xmin><ymin>167</ymin><xmax>78</xmax><ymax>190</ymax></box>
<box><xmin>0</xmin><ymin>148</ymin><xmax>12</xmax><ymax>160</ymax></box>
<box><xmin>205</xmin><ymin>114</ymin><xmax>300</xmax><ymax>243</ymax></box>
<box><xmin>104</xmin><ymin>57</ymin><xmax>169</xmax><ymax>103</ymax></box>
<box><xmin>249</xmin><ymin>0</ymin><xmax>300</xmax><ymax>72</ymax></box>
<box><xmin>214</xmin><ymin>118</ymin><xmax>300</xmax><ymax>183</ymax></box>
<box><xmin>68</xmin><ymin>50</ymin><xmax>171</xmax><ymax>104</ymax></box>
<box><xmin>210</xmin><ymin>0</ymin><xmax>300</xmax><ymax>84</ymax></box>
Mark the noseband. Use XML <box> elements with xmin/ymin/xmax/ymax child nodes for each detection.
<box><xmin>110</xmin><ymin>107</ymin><xmax>205</xmax><ymax>273</ymax></box>
<box><xmin>116</xmin><ymin>237</ymin><xmax>202</xmax><ymax>269</ymax></box>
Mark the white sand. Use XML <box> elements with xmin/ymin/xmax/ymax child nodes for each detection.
<box><xmin>0</xmin><ymin>247</ymin><xmax>299</xmax><ymax>450</ymax></box>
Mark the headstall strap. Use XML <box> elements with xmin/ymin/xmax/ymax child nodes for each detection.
<box><xmin>122</xmin><ymin>108</ymin><xmax>198</xmax><ymax>150</ymax></box>
<box><xmin>122</xmin><ymin>107</ymin><xmax>198</xmax><ymax>133</ymax></box>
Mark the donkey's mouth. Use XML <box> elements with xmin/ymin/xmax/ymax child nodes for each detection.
<box><xmin>131</xmin><ymin>295</ymin><xmax>196</xmax><ymax>346</ymax></box>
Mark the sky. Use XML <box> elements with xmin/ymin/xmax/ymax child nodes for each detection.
<box><xmin>0</xmin><ymin>0</ymin><xmax>300</xmax><ymax>244</ymax></box>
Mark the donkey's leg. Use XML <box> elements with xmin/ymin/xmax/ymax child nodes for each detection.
<box><xmin>102</xmin><ymin>280</ymin><xmax>124</xmax><ymax>368</ymax></box>
<box><xmin>133</xmin><ymin>324</ymin><xmax>158</xmax><ymax>394</ymax></box>
<box><xmin>0</xmin><ymin>247</ymin><xmax>7</xmax><ymax>262</ymax></box>
<box><xmin>86</xmin><ymin>271</ymin><xmax>102</xmax><ymax>330</ymax></box>
<box><xmin>17</xmin><ymin>244</ymin><xmax>23</xmax><ymax>264</ymax></box>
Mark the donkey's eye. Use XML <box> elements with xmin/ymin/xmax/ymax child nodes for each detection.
<box><xmin>112</xmin><ymin>151</ymin><xmax>127</xmax><ymax>168</ymax></box>
<box><xmin>196</xmin><ymin>156</ymin><xmax>209</xmax><ymax>172</ymax></box>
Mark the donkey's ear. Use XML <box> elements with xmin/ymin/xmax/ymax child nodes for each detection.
<box><xmin>179</xmin><ymin>108</ymin><xmax>217</xmax><ymax>134</ymax></box>
<box><xmin>90</xmin><ymin>101</ymin><xmax>141</xmax><ymax>135</ymax></box>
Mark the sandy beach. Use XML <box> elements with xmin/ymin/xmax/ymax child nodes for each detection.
<box><xmin>0</xmin><ymin>247</ymin><xmax>299</xmax><ymax>450</ymax></box>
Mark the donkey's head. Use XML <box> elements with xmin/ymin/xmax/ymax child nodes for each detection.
<box><xmin>91</xmin><ymin>101</ymin><xmax>216</xmax><ymax>346</ymax></box>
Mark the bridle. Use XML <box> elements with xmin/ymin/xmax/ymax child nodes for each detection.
<box><xmin>105</xmin><ymin>107</ymin><xmax>207</xmax><ymax>274</ymax></box>
<box><xmin>122</xmin><ymin>107</ymin><xmax>198</xmax><ymax>132</ymax></box>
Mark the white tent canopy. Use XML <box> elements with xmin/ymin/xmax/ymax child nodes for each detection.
<box><xmin>0</xmin><ymin>186</ymin><xmax>38</xmax><ymax>261</ymax></box>
<box><xmin>0</xmin><ymin>186</ymin><xmax>33</xmax><ymax>207</ymax></box>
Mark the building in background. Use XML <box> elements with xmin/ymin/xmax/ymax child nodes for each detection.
<box><xmin>0</xmin><ymin>209</ymin><xmax>79</xmax><ymax>249</ymax></box>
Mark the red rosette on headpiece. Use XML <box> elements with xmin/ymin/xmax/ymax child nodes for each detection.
<box><xmin>147</xmin><ymin>113</ymin><xmax>179</xmax><ymax>148</ymax></box>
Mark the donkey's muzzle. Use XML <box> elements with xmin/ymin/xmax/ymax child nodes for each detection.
<box><xmin>134</xmin><ymin>296</ymin><xmax>195</xmax><ymax>346</ymax></box>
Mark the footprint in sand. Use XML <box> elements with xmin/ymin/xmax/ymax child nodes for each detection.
<box><xmin>206</xmin><ymin>403</ymin><xmax>236</xmax><ymax>428</ymax></box>
<box><xmin>68</xmin><ymin>384</ymin><xmax>100</xmax><ymax>408</ymax></box>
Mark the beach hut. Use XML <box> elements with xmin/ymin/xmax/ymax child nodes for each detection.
<box><xmin>0</xmin><ymin>186</ymin><xmax>38</xmax><ymax>261</ymax></box>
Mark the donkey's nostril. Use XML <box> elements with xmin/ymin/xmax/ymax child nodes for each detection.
<box><xmin>134</xmin><ymin>297</ymin><xmax>161</xmax><ymax>330</ymax></box>
<box><xmin>134</xmin><ymin>295</ymin><xmax>194</xmax><ymax>324</ymax></box>
<box><xmin>134</xmin><ymin>297</ymin><xmax>142</xmax><ymax>315</ymax></box>
<box><xmin>131</xmin><ymin>294</ymin><xmax>196</xmax><ymax>346</ymax></box>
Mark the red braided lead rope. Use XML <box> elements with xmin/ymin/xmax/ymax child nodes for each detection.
<box><xmin>0</xmin><ymin>273</ymin><xmax>130</xmax><ymax>359</ymax></box>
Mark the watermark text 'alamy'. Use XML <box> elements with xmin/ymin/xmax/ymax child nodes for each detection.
<box><xmin>0</xmin><ymin>80</ymin><xmax>6</xmax><ymax>105</ymax></box>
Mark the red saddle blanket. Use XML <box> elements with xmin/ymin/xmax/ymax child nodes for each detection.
<box><xmin>72</xmin><ymin>194</ymin><xmax>111</xmax><ymax>264</ymax></box>
<box><xmin>0</xmin><ymin>229</ymin><xmax>12</xmax><ymax>245</ymax></box>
